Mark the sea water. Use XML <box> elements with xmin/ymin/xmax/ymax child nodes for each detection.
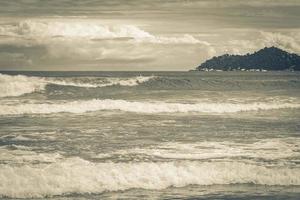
<box><xmin>0</xmin><ymin>71</ymin><xmax>300</xmax><ymax>199</ymax></box>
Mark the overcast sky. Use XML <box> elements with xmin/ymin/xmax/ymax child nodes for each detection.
<box><xmin>0</xmin><ymin>0</ymin><xmax>300</xmax><ymax>71</ymax></box>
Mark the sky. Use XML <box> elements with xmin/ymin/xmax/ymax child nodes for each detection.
<box><xmin>0</xmin><ymin>0</ymin><xmax>300</xmax><ymax>71</ymax></box>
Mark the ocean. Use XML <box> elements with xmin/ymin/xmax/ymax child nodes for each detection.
<box><xmin>0</xmin><ymin>71</ymin><xmax>300</xmax><ymax>199</ymax></box>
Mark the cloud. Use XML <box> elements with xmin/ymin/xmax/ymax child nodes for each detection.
<box><xmin>135</xmin><ymin>34</ymin><xmax>210</xmax><ymax>45</ymax></box>
<box><xmin>0</xmin><ymin>20</ymin><xmax>212</xmax><ymax>70</ymax></box>
<box><xmin>0</xmin><ymin>19</ymin><xmax>213</xmax><ymax>70</ymax></box>
<box><xmin>176</xmin><ymin>0</ymin><xmax>300</xmax><ymax>8</ymax></box>
<box><xmin>206</xmin><ymin>30</ymin><xmax>300</xmax><ymax>59</ymax></box>
<box><xmin>0</xmin><ymin>52</ymin><xmax>32</xmax><ymax>68</ymax></box>
<box><xmin>0</xmin><ymin>3</ymin><xmax>298</xmax><ymax>71</ymax></box>
<box><xmin>0</xmin><ymin>43</ymin><xmax>47</xmax><ymax>67</ymax></box>
<box><xmin>259</xmin><ymin>31</ymin><xmax>300</xmax><ymax>53</ymax></box>
<box><xmin>12</xmin><ymin>21</ymin><xmax>152</xmax><ymax>39</ymax></box>
<box><xmin>0</xmin><ymin>20</ymin><xmax>206</xmax><ymax>45</ymax></box>
<box><xmin>227</xmin><ymin>31</ymin><xmax>300</xmax><ymax>54</ymax></box>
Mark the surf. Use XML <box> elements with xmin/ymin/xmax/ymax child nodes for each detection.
<box><xmin>0</xmin><ymin>99</ymin><xmax>299</xmax><ymax>115</ymax></box>
<box><xmin>0</xmin><ymin>157</ymin><xmax>299</xmax><ymax>198</ymax></box>
<box><xmin>0</xmin><ymin>73</ymin><xmax>156</xmax><ymax>97</ymax></box>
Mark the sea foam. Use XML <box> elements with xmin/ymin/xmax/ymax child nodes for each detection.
<box><xmin>0</xmin><ymin>74</ymin><xmax>46</xmax><ymax>97</ymax></box>
<box><xmin>0</xmin><ymin>73</ymin><xmax>155</xmax><ymax>97</ymax></box>
<box><xmin>0</xmin><ymin>99</ymin><xmax>299</xmax><ymax>115</ymax></box>
<box><xmin>94</xmin><ymin>138</ymin><xmax>300</xmax><ymax>162</ymax></box>
<box><xmin>0</xmin><ymin>158</ymin><xmax>299</xmax><ymax>198</ymax></box>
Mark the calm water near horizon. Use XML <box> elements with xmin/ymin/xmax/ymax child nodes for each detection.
<box><xmin>0</xmin><ymin>71</ymin><xmax>300</xmax><ymax>199</ymax></box>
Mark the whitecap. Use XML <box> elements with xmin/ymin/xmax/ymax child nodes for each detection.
<box><xmin>0</xmin><ymin>73</ymin><xmax>155</xmax><ymax>97</ymax></box>
<box><xmin>0</xmin><ymin>158</ymin><xmax>299</xmax><ymax>198</ymax></box>
<box><xmin>0</xmin><ymin>99</ymin><xmax>299</xmax><ymax>115</ymax></box>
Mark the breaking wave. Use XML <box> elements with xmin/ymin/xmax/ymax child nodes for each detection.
<box><xmin>0</xmin><ymin>73</ymin><xmax>155</xmax><ymax>97</ymax></box>
<box><xmin>0</xmin><ymin>74</ymin><xmax>46</xmax><ymax>98</ymax></box>
<box><xmin>1</xmin><ymin>99</ymin><xmax>299</xmax><ymax>115</ymax></box>
<box><xmin>94</xmin><ymin>138</ymin><xmax>300</xmax><ymax>162</ymax></box>
<box><xmin>0</xmin><ymin>158</ymin><xmax>299</xmax><ymax>198</ymax></box>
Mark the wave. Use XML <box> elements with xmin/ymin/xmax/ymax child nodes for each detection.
<box><xmin>1</xmin><ymin>99</ymin><xmax>299</xmax><ymax>115</ymax></box>
<box><xmin>0</xmin><ymin>74</ymin><xmax>46</xmax><ymax>98</ymax></box>
<box><xmin>2</xmin><ymin>73</ymin><xmax>299</xmax><ymax>98</ymax></box>
<box><xmin>47</xmin><ymin>76</ymin><xmax>155</xmax><ymax>88</ymax></box>
<box><xmin>94</xmin><ymin>138</ymin><xmax>300</xmax><ymax>162</ymax></box>
<box><xmin>0</xmin><ymin>157</ymin><xmax>299</xmax><ymax>198</ymax></box>
<box><xmin>0</xmin><ymin>73</ymin><xmax>155</xmax><ymax>97</ymax></box>
<box><xmin>0</xmin><ymin>147</ymin><xmax>63</xmax><ymax>165</ymax></box>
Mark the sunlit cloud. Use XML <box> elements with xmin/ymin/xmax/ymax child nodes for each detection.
<box><xmin>0</xmin><ymin>20</ymin><xmax>205</xmax><ymax>45</ymax></box>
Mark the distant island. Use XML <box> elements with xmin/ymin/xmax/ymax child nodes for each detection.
<box><xmin>196</xmin><ymin>46</ymin><xmax>300</xmax><ymax>71</ymax></box>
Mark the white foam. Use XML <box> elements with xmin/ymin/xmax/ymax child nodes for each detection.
<box><xmin>1</xmin><ymin>99</ymin><xmax>299</xmax><ymax>115</ymax></box>
<box><xmin>103</xmin><ymin>138</ymin><xmax>300</xmax><ymax>162</ymax></box>
<box><xmin>0</xmin><ymin>74</ymin><xmax>46</xmax><ymax>97</ymax></box>
<box><xmin>0</xmin><ymin>73</ymin><xmax>155</xmax><ymax>97</ymax></box>
<box><xmin>44</xmin><ymin>76</ymin><xmax>155</xmax><ymax>88</ymax></box>
<box><xmin>0</xmin><ymin>148</ymin><xmax>63</xmax><ymax>164</ymax></box>
<box><xmin>105</xmin><ymin>76</ymin><xmax>155</xmax><ymax>86</ymax></box>
<box><xmin>0</xmin><ymin>132</ymin><xmax>57</xmax><ymax>142</ymax></box>
<box><xmin>0</xmin><ymin>158</ymin><xmax>299</xmax><ymax>198</ymax></box>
